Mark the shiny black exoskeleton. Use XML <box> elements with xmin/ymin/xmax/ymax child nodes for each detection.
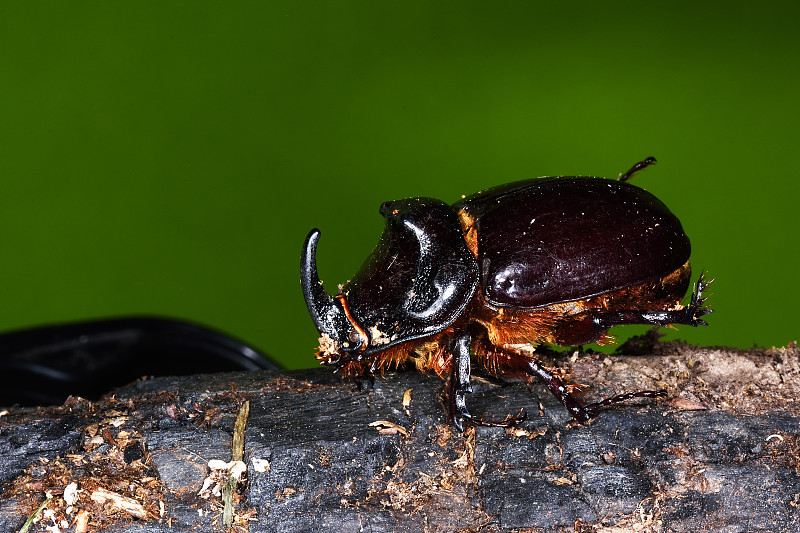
<box><xmin>301</xmin><ymin>158</ymin><xmax>711</xmax><ymax>429</ymax></box>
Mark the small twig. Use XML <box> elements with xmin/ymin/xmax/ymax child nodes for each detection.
<box><xmin>223</xmin><ymin>400</ymin><xmax>250</xmax><ymax>529</ymax></box>
<box><xmin>18</xmin><ymin>497</ymin><xmax>51</xmax><ymax>533</ymax></box>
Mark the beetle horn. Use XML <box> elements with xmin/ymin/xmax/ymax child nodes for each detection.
<box><xmin>300</xmin><ymin>229</ymin><xmax>350</xmax><ymax>340</ymax></box>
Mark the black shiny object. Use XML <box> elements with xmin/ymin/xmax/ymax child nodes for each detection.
<box><xmin>0</xmin><ymin>317</ymin><xmax>279</xmax><ymax>407</ymax></box>
<box><xmin>344</xmin><ymin>198</ymin><xmax>479</xmax><ymax>353</ymax></box>
<box><xmin>302</xmin><ymin>198</ymin><xmax>479</xmax><ymax>358</ymax></box>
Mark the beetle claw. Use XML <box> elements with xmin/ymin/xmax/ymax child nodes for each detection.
<box><xmin>686</xmin><ymin>273</ymin><xmax>713</xmax><ymax>325</ymax></box>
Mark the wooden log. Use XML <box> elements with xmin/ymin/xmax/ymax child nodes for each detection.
<box><xmin>1</xmin><ymin>339</ymin><xmax>799</xmax><ymax>532</ymax></box>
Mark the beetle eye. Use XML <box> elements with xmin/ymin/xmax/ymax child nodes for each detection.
<box><xmin>347</xmin><ymin>328</ymin><xmax>361</xmax><ymax>343</ymax></box>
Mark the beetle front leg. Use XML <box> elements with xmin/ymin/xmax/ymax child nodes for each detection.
<box><xmin>354</xmin><ymin>364</ymin><xmax>376</xmax><ymax>391</ymax></box>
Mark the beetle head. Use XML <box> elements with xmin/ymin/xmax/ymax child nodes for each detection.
<box><xmin>301</xmin><ymin>198</ymin><xmax>479</xmax><ymax>365</ymax></box>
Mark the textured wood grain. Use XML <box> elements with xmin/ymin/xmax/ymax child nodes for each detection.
<box><xmin>1</xmin><ymin>340</ymin><xmax>799</xmax><ymax>532</ymax></box>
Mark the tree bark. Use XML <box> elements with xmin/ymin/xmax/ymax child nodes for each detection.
<box><xmin>1</xmin><ymin>339</ymin><xmax>799</xmax><ymax>532</ymax></box>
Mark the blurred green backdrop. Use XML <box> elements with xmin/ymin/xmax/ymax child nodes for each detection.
<box><xmin>0</xmin><ymin>2</ymin><xmax>797</xmax><ymax>369</ymax></box>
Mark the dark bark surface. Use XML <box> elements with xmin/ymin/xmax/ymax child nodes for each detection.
<box><xmin>1</xmin><ymin>339</ymin><xmax>800</xmax><ymax>532</ymax></box>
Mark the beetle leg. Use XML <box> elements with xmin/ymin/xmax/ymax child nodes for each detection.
<box><xmin>473</xmin><ymin>341</ymin><xmax>667</xmax><ymax>423</ymax></box>
<box><xmin>449</xmin><ymin>335</ymin><xmax>473</xmax><ymax>431</ymax></box>
<box><xmin>448</xmin><ymin>334</ymin><xmax>525</xmax><ymax>431</ymax></box>
<box><xmin>582</xmin><ymin>389</ymin><xmax>667</xmax><ymax>418</ymax></box>
<box><xmin>587</xmin><ymin>275</ymin><xmax>713</xmax><ymax>334</ymax></box>
<box><xmin>524</xmin><ymin>358</ymin><xmax>667</xmax><ymax>422</ymax></box>
<box><xmin>355</xmin><ymin>365</ymin><xmax>376</xmax><ymax>391</ymax></box>
<box><xmin>522</xmin><ymin>359</ymin><xmax>593</xmax><ymax>423</ymax></box>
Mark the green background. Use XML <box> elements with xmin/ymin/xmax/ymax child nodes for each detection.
<box><xmin>1</xmin><ymin>3</ymin><xmax>797</xmax><ymax>370</ymax></box>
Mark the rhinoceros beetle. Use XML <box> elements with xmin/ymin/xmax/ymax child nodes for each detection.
<box><xmin>301</xmin><ymin>157</ymin><xmax>711</xmax><ymax>430</ymax></box>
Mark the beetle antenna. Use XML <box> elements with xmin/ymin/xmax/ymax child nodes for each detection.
<box><xmin>619</xmin><ymin>157</ymin><xmax>657</xmax><ymax>182</ymax></box>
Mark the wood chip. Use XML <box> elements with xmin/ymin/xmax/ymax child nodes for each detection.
<box><xmin>75</xmin><ymin>509</ymin><xmax>90</xmax><ymax>533</ymax></box>
<box><xmin>668</xmin><ymin>397</ymin><xmax>708</xmax><ymax>410</ymax></box>
<box><xmin>369</xmin><ymin>420</ymin><xmax>409</xmax><ymax>436</ymax></box>
<box><xmin>90</xmin><ymin>487</ymin><xmax>147</xmax><ymax>519</ymax></box>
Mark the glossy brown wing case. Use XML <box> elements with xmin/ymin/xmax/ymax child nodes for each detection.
<box><xmin>455</xmin><ymin>177</ymin><xmax>691</xmax><ymax>308</ymax></box>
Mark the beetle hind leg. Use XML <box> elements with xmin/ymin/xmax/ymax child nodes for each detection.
<box><xmin>554</xmin><ymin>274</ymin><xmax>713</xmax><ymax>346</ymax></box>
